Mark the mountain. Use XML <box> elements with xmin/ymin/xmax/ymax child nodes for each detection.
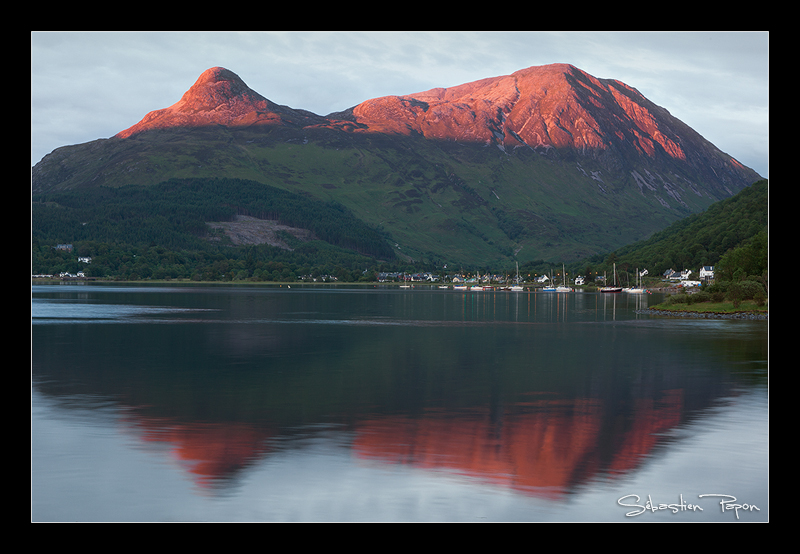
<box><xmin>32</xmin><ymin>65</ymin><xmax>762</xmax><ymax>266</ymax></box>
<box><xmin>114</xmin><ymin>67</ymin><xmax>328</xmax><ymax>137</ymax></box>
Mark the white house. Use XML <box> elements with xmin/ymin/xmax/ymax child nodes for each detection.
<box><xmin>575</xmin><ymin>275</ymin><xmax>585</xmax><ymax>286</ymax></box>
<box><xmin>700</xmin><ymin>266</ymin><xmax>714</xmax><ymax>280</ymax></box>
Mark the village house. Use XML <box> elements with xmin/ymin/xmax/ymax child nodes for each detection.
<box><xmin>663</xmin><ymin>268</ymin><xmax>693</xmax><ymax>281</ymax></box>
<box><xmin>410</xmin><ymin>272</ymin><xmax>439</xmax><ymax>282</ymax></box>
<box><xmin>58</xmin><ymin>271</ymin><xmax>86</xmax><ymax>278</ymax></box>
<box><xmin>699</xmin><ymin>266</ymin><xmax>714</xmax><ymax>281</ymax></box>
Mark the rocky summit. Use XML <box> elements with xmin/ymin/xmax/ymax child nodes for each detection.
<box><xmin>32</xmin><ymin>64</ymin><xmax>763</xmax><ymax>265</ymax></box>
<box><xmin>327</xmin><ymin>64</ymin><xmax>754</xmax><ymax>197</ymax></box>
<box><xmin>348</xmin><ymin>64</ymin><xmax>684</xmax><ymax>154</ymax></box>
<box><xmin>115</xmin><ymin>67</ymin><xmax>327</xmax><ymax>137</ymax></box>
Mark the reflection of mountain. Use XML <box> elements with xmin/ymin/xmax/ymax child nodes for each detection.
<box><xmin>122</xmin><ymin>415</ymin><xmax>272</xmax><ymax>489</ymax></box>
<box><xmin>112</xmin><ymin>389</ymin><xmax>684</xmax><ymax>495</ymax></box>
<box><xmin>605</xmin><ymin>390</ymin><xmax>684</xmax><ymax>476</ymax></box>
<box><xmin>353</xmin><ymin>391</ymin><xmax>684</xmax><ymax>498</ymax></box>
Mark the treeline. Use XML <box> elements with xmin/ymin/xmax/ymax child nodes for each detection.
<box><xmin>32</xmin><ymin>234</ymin><xmax>388</xmax><ymax>283</ymax></box>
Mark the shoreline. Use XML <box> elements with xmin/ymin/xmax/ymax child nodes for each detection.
<box><xmin>636</xmin><ymin>308</ymin><xmax>767</xmax><ymax>320</ymax></box>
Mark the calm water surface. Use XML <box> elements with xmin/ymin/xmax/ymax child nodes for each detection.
<box><xmin>31</xmin><ymin>283</ymin><xmax>768</xmax><ymax>521</ymax></box>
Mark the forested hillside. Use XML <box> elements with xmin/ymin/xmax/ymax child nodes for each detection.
<box><xmin>587</xmin><ymin>179</ymin><xmax>768</xmax><ymax>280</ymax></box>
<box><xmin>32</xmin><ymin>177</ymin><xmax>395</xmax><ymax>281</ymax></box>
<box><xmin>33</xmin><ymin>177</ymin><xmax>394</xmax><ymax>258</ymax></box>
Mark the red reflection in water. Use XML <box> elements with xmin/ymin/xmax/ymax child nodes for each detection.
<box><xmin>353</xmin><ymin>391</ymin><xmax>685</xmax><ymax>498</ymax></box>
<box><xmin>605</xmin><ymin>389</ymin><xmax>684</xmax><ymax>476</ymax></box>
<box><xmin>117</xmin><ymin>389</ymin><xmax>685</xmax><ymax>496</ymax></box>
<box><xmin>123</xmin><ymin>415</ymin><xmax>272</xmax><ymax>489</ymax></box>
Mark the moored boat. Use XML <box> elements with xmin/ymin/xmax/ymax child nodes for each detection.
<box><xmin>600</xmin><ymin>286</ymin><xmax>623</xmax><ymax>293</ymax></box>
<box><xmin>624</xmin><ymin>268</ymin><xmax>648</xmax><ymax>293</ymax></box>
<box><xmin>601</xmin><ymin>263</ymin><xmax>623</xmax><ymax>293</ymax></box>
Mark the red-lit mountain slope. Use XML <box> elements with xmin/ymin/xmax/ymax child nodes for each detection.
<box><xmin>330</xmin><ymin>64</ymin><xmax>755</xmax><ymax>191</ymax></box>
<box><xmin>111</xmin><ymin>64</ymin><xmax>758</xmax><ymax>196</ymax></box>
<box><xmin>351</xmin><ymin>64</ymin><xmax>687</xmax><ymax>155</ymax></box>
<box><xmin>115</xmin><ymin>67</ymin><xmax>327</xmax><ymax>138</ymax></box>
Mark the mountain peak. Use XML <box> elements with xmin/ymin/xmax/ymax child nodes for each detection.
<box><xmin>116</xmin><ymin>67</ymin><xmax>321</xmax><ymax>138</ymax></box>
<box><xmin>178</xmin><ymin>66</ymin><xmax>264</xmax><ymax>109</ymax></box>
<box><xmin>347</xmin><ymin>62</ymin><xmax>690</xmax><ymax>161</ymax></box>
<box><xmin>196</xmin><ymin>66</ymin><xmax>243</xmax><ymax>83</ymax></box>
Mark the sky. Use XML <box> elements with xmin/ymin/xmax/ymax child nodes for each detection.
<box><xmin>31</xmin><ymin>31</ymin><xmax>769</xmax><ymax>178</ymax></box>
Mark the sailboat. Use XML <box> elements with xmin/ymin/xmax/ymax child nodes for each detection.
<box><xmin>555</xmin><ymin>263</ymin><xmax>572</xmax><ymax>292</ymax></box>
<box><xmin>542</xmin><ymin>267</ymin><xmax>556</xmax><ymax>292</ymax></box>
<box><xmin>600</xmin><ymin>263</ymin><xmax>622</xmax><ymax>293</ymax></box>
<box><xmin>510</xmin><ymin>262</ymin><xmax>524</xmax><ymax>291</ymax></box>
<box><xmin>469</xmin><ymin>271</ymin><xmax>486</xmax><ymax>291</ymax></box>
<box><xmin>625</xmin><ymin>267</ymin><xmax>647</xmax><ymax>294</ymax></box>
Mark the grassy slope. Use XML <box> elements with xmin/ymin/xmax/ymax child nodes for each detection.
<box><xmin>33</xmin><ymin>126</ymin><xmax>734</xmax><ymax>268</ymax></box>
<box><xmin>227</xmin><ymin>135</ymin><xmax>701</xmax><ymax>267</ymax></box>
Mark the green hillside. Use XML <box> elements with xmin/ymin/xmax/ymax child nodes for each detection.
<box><xmin>32</xmin><ymin>177</ymin><xmax>394</xmax><ymax>281</ymax></box>
<box><xmin>33</xmin><ymin>125</ymin><xmax>748</xmax><ymax>268</ymax></box>
<box><xmin>580</xmin><ymin>179</ymin><xmax>768</xmax><ymax>283</ymax></box>
<box><xmin>30</xmin><ymin>176</ymin><xmax>768</xmax><ymax>284</ymax></box>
